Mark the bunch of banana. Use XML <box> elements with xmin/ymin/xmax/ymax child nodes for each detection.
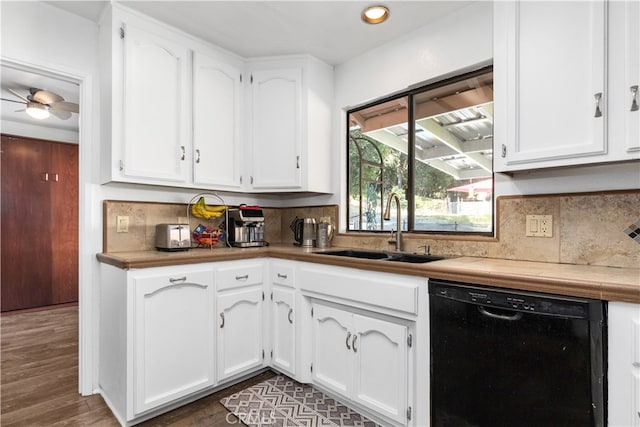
<box><xmin>191</xmin><ymin>197</ymin><xmax>228</xmax><ymax>220</ymax></box>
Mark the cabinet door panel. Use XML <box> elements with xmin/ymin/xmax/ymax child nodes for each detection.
<box><xmin>123</xmin><ymin>24</ymin><xmax>189</xmax><ymax>182</ymax></box>
<box><xmin>272</xmin><ymin>287</ymin><xmax>295</xmax><ymax>375</ymax></box>
<box><xmin>352</xmin><ymin>314</ymin><xmax>408</xmax><ymax>424</ymax></box>
<box><xmin>250</xmin><ymin>68</ymin><xmax>302</xmax><ymax>189</ymax></box>
<box><xmin>496</xmin><ymin>1</ymin><xmax>607</xmax><ymax>170</ymax></box>
<box><xmin>217</xmin><ymin>287</ymin><xmax>263</xmax><ymax>381</ymax></box>
<box><xmin>133</xmin><ymin>270</ymin><xmax>214</xmax><ymax>415</ymax></box>
<box><xmin>311</xmin><ymin>303</ymin><xmax>352</xmax><ymax>396</ymax></box>
<box><xmin>623</xmin><ymin>0</ymin><xmax>640</xmax><ymax>154</ymax></box>
<box><xmin>193</xmin><ymin>52</ymin><xmax>242</xmax><ymax>189</ymax></box>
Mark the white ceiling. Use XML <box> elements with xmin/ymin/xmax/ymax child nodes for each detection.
<box><xmin>48</xmin><ymin>1</ymin><xmax>473</xmax><ymax>66</ymax></box>
<box><xmin>2</xmin><ymin>1</ymin><xmax>474</xmax><ymax>135</ymax></box>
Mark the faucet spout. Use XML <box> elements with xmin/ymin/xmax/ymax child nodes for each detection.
<box><xmin>384</xmin><ymin>192</ymin><xmax>403</xmax><ymax>251</ymax></box>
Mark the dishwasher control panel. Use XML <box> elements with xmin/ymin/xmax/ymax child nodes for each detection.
<box><xmin>430</xmin><ymin>280</ymin><xmax>595</xmax><ymax>319</ymax></box>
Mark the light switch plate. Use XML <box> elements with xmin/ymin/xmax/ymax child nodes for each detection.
<box><xmin>526</xmin><ymin>215</ymin><xmax>552</xmax><ymax>237</ymax></box>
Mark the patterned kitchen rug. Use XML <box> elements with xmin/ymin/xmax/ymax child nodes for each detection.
<box><xmin>220</xmin><ymin>375</ymin><xmax>380</xmax><ymax>427</ymax></box>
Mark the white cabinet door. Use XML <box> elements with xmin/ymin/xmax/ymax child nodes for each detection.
<box><xmin>217</xmin><ymin>286</ymin><xmax>264</xmax><ymax>381</ymax></box>
<box><xmin>193</xmin><ymin>51</ymin><xmax>243</xmax><ymax>189</ymax></box>
<box><xmin>132</xmin><ymin>269</ymin><xmax>214</xmax><ymax>415</ymax></box>
<box><xmin>608</xmin><ymin>302</ymin><xmax>640</xmax><ymax>427</ymax></box>
<box><xmin>352</xmin><ymin>314</ymin><xmax>408</xmax><ymax>425</ymax></box>
<box><xmin>311</xmin><ymin>303</ymin><xmax>352</xmax><ymax>396</ymax></box>
<box><xmin>311</xmin><ymin>302</ymin><xmax>410</xmax><ymax>424</ymax></box>
<box><xmin>122</xmin><ymin>23</ymin><xmax>190</xmax><ymax>182</ymax></box>
<box><xmin>609</xmin><ymin>0</ymin><xmax>640</xmax><ymax>156</ymax></box>
<box><xmin>249</xmin><ymin>67</ymin><xmax>302</xmax><ymax>190</ymax></box>
<box><xmin>271</xmin><ymin>286</ymin><xmax>295</xmax><ymax>376</ymax></box>
<box><xmin>494</xmin><ymin>1</ymin><xmax>607</xmax><ymax>171</ymax></box>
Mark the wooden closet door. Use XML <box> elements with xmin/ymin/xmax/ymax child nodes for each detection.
<box><xmin>1</xmin><ymin>135</ymin><xmax>78</xmax><ymax>311</ymax></box>
<box><xmin>49</xmin><ymin>141</ymin><xmax>78</xmax><ymax>305</ymax></box>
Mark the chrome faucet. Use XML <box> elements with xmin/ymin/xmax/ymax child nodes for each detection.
<box><xmin>383</xmin><ymin>192</ymin><xmax>403</xmax><ymax>251</ymax></box>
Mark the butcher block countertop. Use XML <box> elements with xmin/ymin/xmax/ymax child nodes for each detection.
<box><xmin>97</xmin><ymin>245</ymin><xmax>640</xmax><ymax>304</ymax></box>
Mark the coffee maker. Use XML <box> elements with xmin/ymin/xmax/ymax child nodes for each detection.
<box><xmin>228</xmin><ymin>206</ymin><xmax>267</xmax><ymax>247</ymax></box>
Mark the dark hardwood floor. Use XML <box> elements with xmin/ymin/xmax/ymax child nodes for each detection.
<box><xmin>1</xmin><ymin>305</ymin><xmax>275</xmax><ymax>426</ymax></box>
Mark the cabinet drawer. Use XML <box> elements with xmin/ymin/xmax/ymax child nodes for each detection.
<box><xmin>271</xmin><ymin>263</ymin><xmax>294</xmax><ymax>287</ymax></box>
<box><xmin>217</xmin><ymin>263</ymin><xmax>263</xmax><ymax>290</ymax></box>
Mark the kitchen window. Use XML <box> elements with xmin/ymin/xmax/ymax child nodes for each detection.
<box><xmin>347</xmin><ymin>66</ymin><xmax>494</xmax><ymax>235</ymax></box>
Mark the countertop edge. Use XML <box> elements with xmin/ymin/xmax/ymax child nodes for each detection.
<box><xmin>96</xmin><ymin>248</ymin><xmax>640</xmax><ymax>303</ymax></box>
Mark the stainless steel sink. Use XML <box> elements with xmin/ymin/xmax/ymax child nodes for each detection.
<box><xmin>316</xmin><ymin>249</ymin><xmax>446</xmax><ymax>263</ymax></box>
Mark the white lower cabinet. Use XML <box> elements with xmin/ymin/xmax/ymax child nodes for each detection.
<box><xmin>608</xmin><ymin>301</ymin><xmax>640</xmax><ymax>427</ymax></box>
<box><xmin>216</xmin><ymin>261</ymin><xmax>265</xmax><ymax>382</ymax></box>
<box><xmin>270</xmin><ymin>262</ymin><xmax>296</xmax><ymax>377</ymax></box>
<box><xmin>99</xmin><ymin>264</ymin><xmax>215</xmax><ymax>424</ymax></box>
<box><xmin>132</xmin><ymin>269</ymin><xmax>215</xmax><ymax>415</ymax></box>
<box><xmin>311</xmin><ymin>302</ymin><xmax>410</xmax><ymax>425</ymax></box>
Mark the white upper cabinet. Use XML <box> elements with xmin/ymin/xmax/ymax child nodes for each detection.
<box><xmin>609</xmin><ymin>1</ymin><xmax>640</xmax><ymax>156</ymax></box>
<box><xmin>192</xmin><ymin>51</ymin><xmax>243</xmax><ymax>190</ymax></box>
<box><xmin>122</xmin><ymin>24</ymin><xmax>190</xmax><ymax>183</ymax></box>
<box><xmin>246</xmin><ymin>56</ymin><xmax>333</xmax><ymax>193</ymax></box>
<box><xmin>100</xmin><ymin>5</ymin><xmax>333</xmax><ymax>193</ymax></box>
<box><xmin>494</xmin><ymin>0</ymin><xmax>640</xmax><ymax>172</ymax></box>
<box><xmin>249</xmin><ymin>67</ymin><xmax>302</xmax><ymax>190</ymax></box>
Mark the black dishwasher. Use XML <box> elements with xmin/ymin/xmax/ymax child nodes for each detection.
<box><xmin>429</xmin><ymin>279</ymin><xmax>606</xmax><ymax>427</ymax></box>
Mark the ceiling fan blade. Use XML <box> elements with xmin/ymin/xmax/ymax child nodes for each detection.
<box><xmin>14</xmin><ymin>109</ymin><xmax>26</xmax><ymax>113</ymax></box>
<box><xmin>1</xmin><ymin>97</ymin><xmax>27</xmax><ymax>105</ymax></box>
<box><xmin>8</xmin><ymin>88</ymin><xmax>29</xmax><ymax>103</ymax></box>
<box><xmin>31</xmin><ymin>89</ymin><xmax>64</xmax><ymax>105</ymax></box>
<box><xmin>49</xmin><ymin>108</ymin><xmax>72</xmax><ymax>120</ymax></box>
<box><xmin>51</xmin><ymin>101</ymin><xmax>79</xmax><ymax>113</ymax></box>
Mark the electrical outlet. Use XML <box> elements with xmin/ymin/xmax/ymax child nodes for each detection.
<box><xmin>116</xmin><ymin>216</ymin><xmax>129</xmax><ymax>233</ymax></box>
<box><xmin>526</xmin><ymin>215</ymin><xmax>553</xmax><ymax>237</ymax></box>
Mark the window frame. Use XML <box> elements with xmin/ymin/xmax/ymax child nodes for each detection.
<box><xmin>345</xmin><ymin>64</ymin><xmax>495</xmax><ymax>237</ymax></box>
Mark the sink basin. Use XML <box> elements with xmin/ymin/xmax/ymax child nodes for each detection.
<box><xmin>316</xmin><ymin>249</ymin><xmax>391</xmax><ymax>260</ymax></box>
<box><xmin>385</xmin><ymin>253</ymin><xmax>446</xmax><ymax>263</ymax></box>
<box><xmin>316</xmin><ymin>249</ymin><xmax>446</xmax><ymax>263</ymax></box>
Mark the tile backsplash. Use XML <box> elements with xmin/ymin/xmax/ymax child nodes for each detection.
<box><xmin>104</xmin><ymin>190</ymin><xmax>639</xmax><ymax>269</ymax></box>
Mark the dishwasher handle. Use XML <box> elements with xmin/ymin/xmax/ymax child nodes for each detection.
<box><xmin>478</xmin><ymin>305</ymin><xmax>523</xmax><ymax>321</ymax></box>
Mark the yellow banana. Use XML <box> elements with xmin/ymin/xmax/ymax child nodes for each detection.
<box><xmin>203</xmin><ymin>204</ymin><xmax>227</xmax><ymax>213</ymax></box>
<box><xmin>191</xmin><ymin>197</ymin><xmax>225</xmax><ymax>219</ymax></box>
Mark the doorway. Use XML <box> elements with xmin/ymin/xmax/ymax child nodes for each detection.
<box><xmin>1</xmin><ymin>134</ymin><xmax>79</xmax><ymax>312</ymax></box>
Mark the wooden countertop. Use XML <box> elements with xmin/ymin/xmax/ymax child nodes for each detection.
<box><xmin>97</xmin><ymin>245</ymin><xmax>640</xmax><ymax>303</ymax></box>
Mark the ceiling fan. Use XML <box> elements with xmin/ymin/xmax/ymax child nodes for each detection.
<box><xmin>1</xmin><ymin>88</ymin><xmax>79</xmax><ymax>120</ymax></box>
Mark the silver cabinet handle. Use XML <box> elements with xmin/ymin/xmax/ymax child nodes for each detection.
<box><xmin>250</xmin><ymin>176</ymin><xmax>254</xmax><ymax>184</ymax></box>
<box><xmin>53</xmin><ymin>173</ymin><xmax>59</xmax><ymax>182</ymax></box>
<box><xmin>169</xmin><ymin>276</ymin><xmax>187</xmax><ymax>283</ymax></box>
<box><xmin>42</xmin><ymin>172</ymin><xmax>49</xmax><ymax>181</ymax></box>
<box><xmin>501</xmin><ymin>144</ymin><xmax>506</xmax><ymax>158</ymax></box>
<box><xmin>235</xmin><ymin>274</ymin><xmax>249</xmax><ymax>281</ymax></box>
<box><xmin>594</xmin><ymin>92</ymin><xmax>603</xmax><ymax>117</ymax></box>
<box><xmin>288</xmin><ymin>308</ymin><xmax>293</xmax><ymax>324</ymax></box>
<box><xmin>345</xmin><ymin>332</ymin><xmax>352</xmax><ymax>350</ymax></box>
<box><xmin>180</xmin><ymin>145</ymin><xmax>186</xmax><ymax>160</ymax></box>
<box><xmin>277</xmin><ymin>273</ymin><xmax>288</xmax><ymax>279</ymax></box>
<box><xmin>632</xmin><ymin>361</ymin><xmax>640</xmax><ymax>368</ymax></box>
<box><xmin>195</xmin><ymin>149</ymin><xmax>201</xmax><ymax>163</ymax></box>
<box><xmin>352</xmin><ymin>335</ymin><xmax>358</xmax><ymax>353</ymax></box>
<box><xmin>631</xmin><ymin>85</ymin><xmax>639</xmax><ymax>112</ymax></box>
<box><xmin>296</xmin><ymin>155</ymin><xmax>300</xmax><ymax>169</ymax></box>
<box><xmin>220</xmin><ymin>312</ymin><xmax>225</xmax><ymax>328</ymax></box>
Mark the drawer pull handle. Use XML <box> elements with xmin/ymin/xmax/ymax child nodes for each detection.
<box><xmin>169</xmin><ymin>276</ymin><xmax>187</xmax><ymax>283</ymax></box>
<box><xmin>631</xmin><ymin>85</ymin><xmax>639</xmax><ymax>112</ymax></box>
<box><xmin>345</xmin><ymin>332</ymin><xmax>352</xmax><ymax>350</ymax></box>
<box><xmin>288</xmin><ymin>308</ymin><xmax>293</xmax><ymax>324</ymax></box>
<box><xmin>180</xmin><ymin>145</ymin><xmax>186</xmax><ymax>160</ymax></box>
<box><xmin>195</xmin><ymin>149</ymin><xmax>201</xmax><ymax>164</ymax></box>
<box><xmin>277</xmin><ymin>273</ymin><xmax>288</xmax><ymax>279</ymax></box>
<box><xmin>593</xmin><ymin>92</ymin><xmax>603</xmax><ymax>118</ymax></box>
<box><xmin>235</xmin><ymin>274</ymin><xmax>249</xmax><ymax>281</ymax></box>
<box><xmin>220</xmin><ymin>312</ymin><xmax>225</xmax><ymax>328</ymax></box>
<box><xmin>352</xmin><ymin>335</ymin><xmax>358</xmax><ymax>353</ymax></box>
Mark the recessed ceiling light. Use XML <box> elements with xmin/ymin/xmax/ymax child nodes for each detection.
<box><xmin>362</xmin><ymin>5</ymin><xmax>389</xmax><ymax>25</ymax></box>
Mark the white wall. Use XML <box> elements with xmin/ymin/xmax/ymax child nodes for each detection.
<box><xmin>330</xmin><ymin>1</ymin><xmax>639</xmax><ymax>227</ymax></box>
